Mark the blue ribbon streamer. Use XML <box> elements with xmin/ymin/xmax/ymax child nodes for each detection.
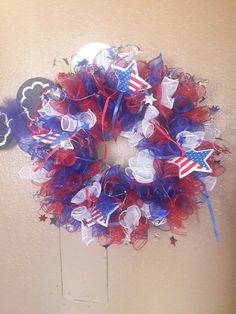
<box><xmin>203</xmin><ymin>188</ymin><xmax>219</xmax><ymax>242</ymax></box>
<box><xmin>108</xmin><ymin>93</ymin><xmax>124</xmax><ymax>139</ymax></box>
<box><xmin>76</xmin><ymin>155</ymin><xmax>97</xmax><ymax>162</ymax></box>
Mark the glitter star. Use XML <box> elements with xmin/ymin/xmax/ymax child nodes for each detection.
<box><xmin>210</xmin><ymin>105</ymin><xmax>220</xmax><ymax>114</ymax></box>
<box><xmin>50</xmin><ymin>217</ymin><xmax>59</xmax><ymax>226</ymax></box>
<box><xmin>145</xmin><ymin>93</ymin><xmax>156</xmax><ymax>105</ymax></box>
<box><xmin>170</xmin><ymin>236</ymin><xmax>177</xmax><ymax>246</ymax></box>
<box><xmin>39</xmin><ymin>214</ymin><xmax>47</xmax><ymax>222</ymax></box>
<box><xmin>60</xmin><ymin>138</ymin><xmax>74</xmax><ymax>150</ymax></box>
<box><xmin>79</xmin><ymin>59</ymin><xmax>89</xmax><ymax>67</ymax></box>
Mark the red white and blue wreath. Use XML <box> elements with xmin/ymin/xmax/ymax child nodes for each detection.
<box><xmin>0</xmin><ymin>43</ymin><xmax>228</xmax><ymax>250</ymax></box>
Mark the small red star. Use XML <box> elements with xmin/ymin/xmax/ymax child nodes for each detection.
<box><xmin>39</xmin><ymin>214</ymin><xmax>47</xmax><ymax>222</ymax></box>
<box><xmin>170</xmin><ymin>236</ymin><xmax>177</xmax><ymax>246</ymax></box>
<box><xmin>63</xmin><ymin>58</ymin><xmax>69</xmax><ymax>66</ymax></box>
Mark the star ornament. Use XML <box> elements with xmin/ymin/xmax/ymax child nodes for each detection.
<box><xmin>111</xmin><ymin>60</ymin><xmax>151</xmax><ymax>93</ymax></box>
<box><xmin>50</xmin><ymin>132</ymin><xmax>69</xmax><ymax>149</ymax></box>
<box><xmin>84</xmin><ymin>204</ymin><xmax>120</xmax><ymax>228</ymax></box>
<box><xmin>169</xmin><ymin>148</ymin><xmax>214</xmax><ymax>179</ymax></box>
<box><xmin>145</xmin><ymin>93</ymin><xmax>157</xmax><ymax>105</ymax></box>
<box><xmin>170</xmin><ymin>236</ymin><xmax>177</xmax><ymax>246</ymax></box>
<box><xmin>96</xmin><ymin>204</ymin><xmax>120</xmax><ymax>227</ymax></box>
<box><xmin>39</xmin><ymin>214</ymin><xmax>47</xmax><ymax>222</ymax></box>
<box><xmin>60</xmin><ymin>138</ymin><xmax>74</xmax><ymax>150</ymax></box>
<box><xmin>50</xmin><ymin>217</ymin><xmax>58</xmax><ymax>226</ymax></box>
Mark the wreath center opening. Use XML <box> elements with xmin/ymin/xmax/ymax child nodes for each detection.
<box><xmin>99</xmin><ymin>136</ymin><xmax>138</xmax><ymax>167</ymax></box>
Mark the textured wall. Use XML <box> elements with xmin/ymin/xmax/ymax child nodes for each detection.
<box><xmin>0</xmin><ymin>1</ymin><xmax>236</xmax><ymax>314</ymax></box>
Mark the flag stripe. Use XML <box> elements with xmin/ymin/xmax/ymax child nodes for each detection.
<box><xmin>91</xmin><ymin>213</ymin><xmax>102</xmax><ymax>220</ymax></box>
<box><xmin>196</xmin><ymin>165</ymin><xmax>204</xmax><ymax>170</ymax></box>
<box><xmin>181</xmin><ymin>163</ymin><xmax>197</xmax><ymax>176</ymax></box>
<box><xmin>33</xmin><ymin>132</ymin><xmax>60</xmax><ymax>145</ymax></box>
<box><xmin>173</xmin><ymin>157</ymin><xmax>187</xmax><ymax>165</ymax></box>
<box><xmin>85</xmin><ymin>209</ymin><xmax>105</xmax><ymax>227</ymax></box>
<box><xmin>129</xmin><ymin>82</ymin><xmax>140</xmax><ymax>91</ymax></box>
<box><xmin>47</xmin><ymin>136</ymin><xmax>59</xmax><ymax>140</ymax></box>
<box><xmin>180</xmin><ymin>160</ymin><xmax>195</xmax><ymax>171</ymax></box>
<box><xmin>43</xmin><ymin>139</ymin><xmax>55</xmax><ymax>144</ymax></box>
<box><xmin>178</xmin><ymin>158</ymin><xmax>191</xmax><ymax>168</ymax></box>
<box><xmin>130</xmin><ymin>75</ymin><xmax>144</xmax><ymax>85</ymax></box>
<box><xmin>129</xmin><ymin>79</ymin><xmax>141</xmax><ymax>88</ymax></box>
<box><xmin>128</xmin><ymin>67</ymin><xmax>147</xmax><ymax>92</ymax></box>
<box><xmin>128</xmin><ymin>85</ymin><xmax>136</xmax><ymax>92</ymax></box>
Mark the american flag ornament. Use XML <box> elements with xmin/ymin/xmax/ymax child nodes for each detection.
<box><xmin>84</xmin><ymin>204</ymin><xmax>120</xmax><ymax>228</ymax></box>
<box><xmin>83</xmin><ymin>207</ymin><xmax>106</xmax><ymax>227</ymax></box>
<box><xmin>169</xmin><ymin>148</ymin><xmax>214</xmax><ymax>179</ymax></box>
<box><xmin>111</xmin><ymin>60</ymin><xmax>151</xmax><ymax>93</ymax></box>
<box><xmin>72</xmin><ymin>204</ymin><xmax>120</xmax><ymax>228</ymax></box>
<box><xmin>33</xmin><ymin>130</ymin><xmax>61</xmax><ymax>145</ymax></box>
<box><xmin>33</xmin><ymin>131</ymin><xmax>73</xmax><ymax>149</ymax></box>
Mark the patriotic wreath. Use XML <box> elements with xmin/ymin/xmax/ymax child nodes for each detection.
<box><xmin>1</xmin><ymin>43</ymin><xmax>227</xmax><ymax>249</ymax></box>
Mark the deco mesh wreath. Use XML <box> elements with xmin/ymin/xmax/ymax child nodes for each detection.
<box><xmin>0</xmin><ymin>44</ymin><xmax>227</xmax><ymax>250</ymax></box>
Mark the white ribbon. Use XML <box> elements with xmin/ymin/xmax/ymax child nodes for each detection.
<box><xmin>81</xmin><ymin>226</ymin><xmax>94</xmax><ymax>246</ymax></box>
<box><xmin>71</xmin><ymin>182</ymin><xmax>101</xmax><ymax>205</ymax></box>
<box><xmin>125</xmin><ymin>150</ymin><xmax>155</xmax><ymax>183</ymax></box>
<box><xmin>121</xmin><ymin>105</ymin><xmax>159</xmax><ymax>144</ymax></box>
<box><xmin>39</xmin><ymin>99</ymin><xmax>64</xmax><ymax>117</ymax></box>
<box><xmin>204</xmin><ymin>176</ymin><xmax>217</xmax><ymax>191</ymax></box>
<box><xmin>61</xmin><ymin>109</ymin><xmax>97</xmax><ymax>132</ymax></box>
<box><xmin>204</xmin><ymin>124</ymin><xmax>220</xmax><ymax>141</ymax></box>
<box><xmin>120</xmin><ymin>205</ymin><xmax>142</xmax><ymax>243</ymax></box>
<box><xmin>61</xmin><ymin>115</ymin><xmax>78</xmax><ymax>132</ymax></box>
<box><xmin>176</xmin><ymin>130</ymin><xmax>205</xmax><ymax>151</ymax></box>
<box><xmin>160</xmin><ymin>76</ymin><xmax>179</xmax><ymax>109</ymax></box>
<box><xmin>18</xmin><ymin>166</ymin><xmax>51</xmax><ymax>183</ymax></box>
<box><xmin>120</xmin><ymin>205</ymin><xmax>141</xmax><ymax>229</ymax></box>
<box><xmin>71</xmin><ymin>206</ymin><xmax>95</xmax><ymax>246</ymax></box>
<box><xmin>141</xmin><ymin>203</ymin><xmax>167</xmax><ymax>226</ymax></box>
<box><xmin>142</xmin><ymin>105</ymin><xmax>159</xmax><ymax>138</ymax></box>
<box><xmin>71</xmin><ymin>205</ymin><xmax>91</xmax><ymax>221</ymax></box>
<box><xmin>120</xmin><ymin>121</ymin><xmax>143</xmax><ymax>147</ymax></box>
<box><xmin>141</xmin><ymin>203</ymin><xmax>151</xmax><ymax>219</ymax></box>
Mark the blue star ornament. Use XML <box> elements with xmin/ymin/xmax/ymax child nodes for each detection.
<box><xmin>111</xmin><ymin>60</ymin><xmax>151</xmax><ymax>93</ymax></box>
<box><xmin>95</xmin><ymin>204</ymin><xmax>120</xmax><ymax>227</ymax></box>
<box><xmin>82</xmin><ymin>204</ymin><xmax>119</xmax><ymax>227</ymax></box>
<box><xmin>169</xmin><ymin>148</ymin><xmax>214</xmax><ymax>178</ymax></box>
<box><xmin>112</xmin><ymin>62</ymin><xmax>133</xmax><ymax>92</ymax></box>
<box><xmin>210</xmin><ymin>105</ymin><xmax>220</xmax><ymax>114</ymax></box>
<box><xmin>79</xmin><ymin>58</ymin><xmax>89</xmax><ymax>67</ymax></box>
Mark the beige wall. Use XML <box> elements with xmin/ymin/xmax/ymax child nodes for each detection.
<box><xmin>0</xmin><ymin>1</ymin><xmax>236</xmax><ymax>314</ymax></box>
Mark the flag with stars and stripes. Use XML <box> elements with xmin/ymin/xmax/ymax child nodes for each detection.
<box><xmin>169</xmin><ymin>148</ymin><xmax>214</xmax><ymax>178</ymax></box>
<box><xmin>84</xmin><ymin>204</ymin><xmax>120</xmax><ymax>228</ymax></box>
<box><xmin>111</xmin><ymin>60</ymin><xmax>151</xmax><ymax>93</ymax></box>
<box><xmin>84</xmin><ymin>208</ymin><xmax>106</xmax><ymax>227</ymax></box>
<box><xmin>33</xmin><ymin>131</ymin><xmax>68</xmax><ymax>148</ymax></box>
